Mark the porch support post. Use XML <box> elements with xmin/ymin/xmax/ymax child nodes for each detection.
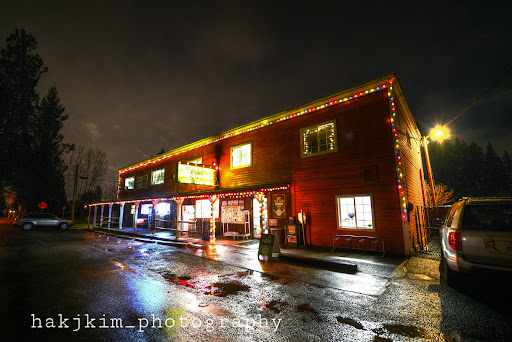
<box><xmin>93</xmin><ymin>205</ymin><xmax>98</xmax><ymax>229</ymax></box>
<box><xmin>119</xmin><ymin>203</ymin><xmax>125</xmax><ymax>230</ymax></box>
<box><xmin>108</xmin><ymin>203</ymin><xmax>113</xmax><ymax>228</ymax></box>
<box><xmin>133</xmin><ymin>202</ymin><xmax>139</xmax><ymax>232</ymax></box>
<box><xmin>100</xmin><ymin>204</ymin><xmax>105</xmax><ymax>227</ymax></box>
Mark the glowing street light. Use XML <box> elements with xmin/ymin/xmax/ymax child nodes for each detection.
<box><xmin>423</xmin><ymin>124</ymin><xmax>450</xmax><ymax>207</ymax></box>
<box><xmin>429</xmin><ymin>125</ymin><xmax>450</xmax><ymax>142</ymax></box>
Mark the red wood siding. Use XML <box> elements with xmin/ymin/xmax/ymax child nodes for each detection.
<box><xmin>118</xmin><ymin>87</ymin><xmax>422</xmax><ymax>254</ymax></box>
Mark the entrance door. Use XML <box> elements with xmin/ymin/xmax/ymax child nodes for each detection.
<box><xmin>252</xmin><ymin>198</ymin><xmax>261</xmax><ymax>238</ymax></box>
<box><xmin>252</xmin><ymin>196</ymin><xmax>268</xmax><ymax>238</ymax></box>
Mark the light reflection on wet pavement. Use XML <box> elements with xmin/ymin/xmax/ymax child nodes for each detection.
<box><xmin>1</xmin><ymin>224</ymin><xmax>511</xmax><ymax>341</ymax></box>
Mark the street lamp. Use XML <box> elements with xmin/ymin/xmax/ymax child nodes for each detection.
<box><xmin>423</xmin><ymin>125</ymin><xmax>450</xmax><ymax>207</ymax></box>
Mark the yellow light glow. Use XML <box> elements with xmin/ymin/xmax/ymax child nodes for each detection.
<box><xmin>429</xmin><ymin>125</ymin><xmax>450</xmax><ymax>142</ymax></box>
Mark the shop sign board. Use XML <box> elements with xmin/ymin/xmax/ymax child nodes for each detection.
<box><xmin>258</xmin><ymin>234</ymin><xmax>280</xmax><ymax>260</ymax></box>
<box><xmin>272</xmin><ymin>194</ymin><xmax>286</xmax><ymax>218</ymax></box>
<box><xmin>177</xmin><ymin>163</ymin><xmax>215</xmax><ymax>185</ymax></box>
<box><xmin>287</xmin><ymin>224</ymin><xmax>298</xmax><ymax>247</ymax></box>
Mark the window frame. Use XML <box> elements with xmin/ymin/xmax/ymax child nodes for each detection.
<box><xmin>300</xmin><ymin>119</ymin><xmax>338</xmax><ymax>157</ymax></box>
<box><xmin>151</xmin><ymin>168</ymin><xmax>165</xmax><ymax>185</ymax></box>
<box><xmin>136</xmin><ymin>175</ymin><xmax>148</xmax><ymax>189</ymax></box>
<box><xmin>230</xmin><ymin>142</ymin><xmax>252</xmax><ymax>169</ymax></box>
<box><xmin>335</xmin><ymin>194</ymin><xmax>376</xmax><ymax>231</ymax></box>
<box><xmin>125</xmin><ymin>177</ymin><xmax>135</xmax><ymax>190</ymax></box>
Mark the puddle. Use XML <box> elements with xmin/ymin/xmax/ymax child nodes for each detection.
<box><xmin>296</xmin><ymin>303</ymin><xmax>322</xmax><ymax>322</ymax></box>
<box><xmin>373</xmin><ymin>324</ymin><xmax>431</xmax><ymax>339</ymax></box>
<box><xmin>203</xmin><ymin>281</ymin><xmax>249</xmax><ymax>297</ymax></box>
<box><xmin>264</xmin><ymin>300</ymin><xmax>287</xmax><ymax>314</ymax></box>
<box><xmin>162</xmin><ymin>274</ymin><xmax>195</xmax><ymax>288</ymax></box>
<box><xmin>336</xmin><ymin>316</ymin><xmax>364</xmax><ymax>330</ymax></box>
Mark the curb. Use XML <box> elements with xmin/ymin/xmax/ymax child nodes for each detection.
<box><xmin>278</xmin><ymin>254</ymin><xmax>358</xmax><ymax>273</ymax></box>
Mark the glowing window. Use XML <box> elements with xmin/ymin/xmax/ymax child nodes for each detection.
<box><xmin>140</xmin><ymin>204</ymin><xmax>153</xmax><ymax>215</ymax></box>
<box><xmin>336</xmin><ymin>195</ymin><xmax>374</xmax><ymax>230</ymax></box>
<box><xmin>231</xmin><ymin>142</ymin><xmax>252</xmax><ymax>169</ymax></box>
<box><xmin>301</xmin><ymin>120</ymin><xmax>338</xmax><ymax>157</ymax></box>
<box><xmin>125</xmin><ymin>177</ymin><xmax>135</xmax><ymax>190</ymax></box>
<box><xmin>136</xmin><ymin>175</ymin><xmax>148</xmax><ymax>189</ymax></box>
<box><xmin>151</xmin><ymin>169</ymin><xmax>165</xmax><ymax>185</ymax></box>
<box><xmin>188</xmin><ymin>157</ymin><xmax>202</xmax><ymax>164</ymax></box>
<box><xmin>156</xmin><ymin>202</ymin><xmax>170</xmax><ymax>216</ymax></box>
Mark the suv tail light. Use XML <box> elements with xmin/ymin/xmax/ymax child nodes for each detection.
<box><xmin>448</xmin><ymin>232</ymin><xmax>462</xmax><ymax>251</ymax></box>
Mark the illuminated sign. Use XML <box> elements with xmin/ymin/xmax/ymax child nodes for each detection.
<box><xmin>177</xmin><ymin>163</ymin><xmax>215</xmax><ymax>186</ymax></box>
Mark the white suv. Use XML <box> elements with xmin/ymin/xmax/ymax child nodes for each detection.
<box><xmin>440</xmin><ymin>197</ymin><xmax>512</xmax><ymax>285</ymax></box>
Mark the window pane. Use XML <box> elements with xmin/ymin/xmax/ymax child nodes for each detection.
<box><xmin>338</xmin><ymin>197</ymin><xmax>356</xmax><ymax>228</ymax></box>
<box><xmin>241</xmin><ymin>144</ymin><xmax>251</xmax><ymax>166</ymax></box>
<box><xmin>232</xmin><ymin>147</ymin><xmax>241</xmax><ymax>167</ymax></box>
<box><xmin>125</xmin><ymin>177</ymin><xmax>134</xmax><ymax>190</ymax></box>
<box><xmin>152</xmin><ymin>169</ymin><xmax>165</xmax><ymax>185</ymax></box>
<box><xmin>338</xmin><ymin>195</ymin><xmax>373</xmax><ymax>229</ymax></box>
<box><xmin>302</xmin><ymin>121</ymin><xmax>336</xmax><ymax>156</ymax></box>
<box><xmin>232</xmin><ymin>143</ymin><xmax>251</xmax><ymax>168</ymax></box>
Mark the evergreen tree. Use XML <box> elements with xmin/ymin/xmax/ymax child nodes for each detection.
<box><xmin>0</xmin><ymin>29</ymin><xmax>72</xmax><ymax>212</ymax></box>
<box><xmin>502</xmin><ymin>150</ymin><xmax>512</xmax><ymax>196</ymax></box>
<box><xmin>483</xmin><ymin>142</ymin><xmax>507</xmax><ymax>196</ymax></box>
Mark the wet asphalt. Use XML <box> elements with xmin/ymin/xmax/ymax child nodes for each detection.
<box><xmin>1</xmin><ymin>218</ymin><xmax>511</xmax><ymax>341</ymax></box>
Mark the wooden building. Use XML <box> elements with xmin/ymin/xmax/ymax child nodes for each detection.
<box><xmin>91</xmin><ymin>74</ymin><xmax>427</xmax><ymax>255</ymax></box>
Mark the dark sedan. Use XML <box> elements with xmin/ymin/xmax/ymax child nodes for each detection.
<box><xmin>14</xmin><ymin>213</ymin><xmax>72</xmax><ymax>230</ymax></box>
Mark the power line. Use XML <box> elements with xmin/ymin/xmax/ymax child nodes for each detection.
<box><xmin>443</xmin><ymin>66</ymin><xmax>512</xmax><ymax>129</ymax></box>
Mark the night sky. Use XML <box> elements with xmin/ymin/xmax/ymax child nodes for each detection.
<box><xmin>2</xmin><ymin>1</ymin><xmax>511</xmax><ymax>183</ymax></box>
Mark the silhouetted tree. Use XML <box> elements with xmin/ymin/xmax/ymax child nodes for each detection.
<box><xmin>0</xmin><ymin>29</ymin><xmax>72</xmax><ymax>212</ymax></box>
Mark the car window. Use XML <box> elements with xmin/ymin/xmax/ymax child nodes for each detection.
<box><xmin>461</xmin><ymin>204</ymin><xmax>512</xmax><ymax>232</ymax></box>
<box><xmin>450</xmin><ymin>203</ymin><xmax>464</xmax><ymax>229</ymax></box>
<box><xmin>446</xmin><ymin>202</ymin><xmax>461</xmax><ymax>227</ymax></box>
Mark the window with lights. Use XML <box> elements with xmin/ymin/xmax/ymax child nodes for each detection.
<box><xmin>301</xmin><ymin>120</ymin><xmax>338</xmax><ymax>157</ymax></box>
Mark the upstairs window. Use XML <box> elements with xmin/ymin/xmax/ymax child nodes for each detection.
<box><xmin>151</xmin><ymin>169</ymin><xmax>165</xmax><ymax>185</ymax></box>
<box><xmin>231</xmin><ymin>142</ymin><xmax>252</xmax><ymax>169</ymax></box>
<box><xmin>301</xmin><ymin>120</ymin><xmax>338</xmax><ymax>157</ymax></box>
<box><xmin>125</xmin><ymin>177</ymin><xmax>135</xmax><ymax>190</ymax></box>
<box><xmin>136</xmin><ymin>175</ymin><xmax>148</xmax><ymax>189</ymax></box>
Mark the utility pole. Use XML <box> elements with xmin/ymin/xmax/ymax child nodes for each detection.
<box><xmin>71</xmin><ymin>163</ymin><xmax>79</xmax><ymax>222</ymax></box>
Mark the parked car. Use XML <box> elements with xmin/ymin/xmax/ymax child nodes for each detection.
<box><xmin>13</xmin><ymin>213</ymin><xmax>72</xmax><ymax>231</ymax></box>
<box><xmin>439</xmin><ymin>197</ymin><xmax>512</xmax><ymax>285</ymax></box>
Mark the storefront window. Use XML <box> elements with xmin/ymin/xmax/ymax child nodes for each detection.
<box><xmin>140</xmin><ymin>204</ymin><xmax>152</xmax><ymax>215</ymax></box>
<box><xmin>336</xmin><ymin>195</ymin><xmax>374</xmax><ymax>229</ymax></box>
<box><xmin>125</xmin><ymin>177</ymin><xmax>135</xmax><ymax>190</ymax></box>
<box><xmin>231</xmin><ymin>142</ymin><xmax>252</xmax><ymax>169</ymax></box>
<box><xmin>136</xmin><ymin>175</ymin><xmax>148</xmax><ymax>189</ymax></box>
<box><xmin>301</xmin><ymin>120</ymin><xmax>337</xmax><ymax>157</ymax></box>
<box><xmin>151</xmin><ymin>169</ymin><xmax>165</xmax><ymax>185</ymax></box>
<box><xmin>195</xmin><ymin>199</ymin><xmax>219</xmax><ymax>219</ymax></box>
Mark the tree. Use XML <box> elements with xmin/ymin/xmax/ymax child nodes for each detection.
<box><xmin>64</xmin><ymin>146</ymin><xmax>109</xmax><ymax>203</ymax></box>
<box><xmin>0</xmin><ymin>29</ymin><xmax>71</xmax><ymax>213</ymax></box>
<box><xmin>483</xmin><ymin>142</ymin><xmax>507</xmax><ymax>196</ymax></box>
<box><xmin>503</xmin><ymin>150</ymin><xmax>512</xmax><ymax>196</ymax></box>
<box><xmin>426</xmin><ymin>183</ymin><xmax>456</xmax><ymax>206</ymax></box>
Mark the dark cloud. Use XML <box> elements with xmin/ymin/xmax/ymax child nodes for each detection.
<box><xmin>1</xmin><ymin>0</ymin><xmax>511</xmax><ymax>181</ymax></box>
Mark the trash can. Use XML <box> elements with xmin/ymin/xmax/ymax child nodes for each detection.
<box><xmin>270</xmin><ymin>228</ymin><xmax>284</xmax><ymax>245</ymax></box>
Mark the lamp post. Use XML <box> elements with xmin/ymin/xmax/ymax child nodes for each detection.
<box><xmin>423</xmin><ymin>124</ymin><xmax>450</xmax><ymax>207</ymax></box>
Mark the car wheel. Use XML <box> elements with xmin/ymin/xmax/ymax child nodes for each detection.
<box><xmin>59</xmin><ymin>222</ymin><xmax>69</xmax><ymax>230</ymax></box>
<box><xmin>441</xmin><ymin>259</ymin><xmax>460</xmax><ymax>287</ymax></box>
<box><xmin>22</xmin><ymin>223</ymin><xmax>33</xmax><ymax>231</ymax></box>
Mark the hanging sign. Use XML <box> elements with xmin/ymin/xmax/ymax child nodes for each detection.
<box><xmin>177</xmin><ymin>163</ymin><xmax>215</xmax><ymax>185</ymax></box>
<box><xmin>272</xmin><ymin>194</ymin><xmax>286</xmax><ymax>218</ymax></box>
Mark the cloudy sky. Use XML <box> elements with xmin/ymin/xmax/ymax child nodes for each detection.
<box><xmin>1</xmin><ymin>1</ymin><xmax>511</xmax><ymax>183</ymax></box>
